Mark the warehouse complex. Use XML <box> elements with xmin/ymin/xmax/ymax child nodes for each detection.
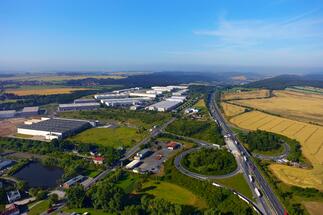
<box><xmin>17</xmin><ymin>118</ymin><xmax>93</xmax><ymax>140</ymax></box>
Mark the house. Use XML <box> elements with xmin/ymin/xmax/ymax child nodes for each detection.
<box><xmin>6</xmin><ymin>190</ymin><xmax>21</xmax><ymax>203</ymax></box>
<box><xmin>166</xmin><ymin>141</ymin><xmax>179</xmax><ymax>150</ymax></box>
<box><xmin>0</xmin><ymin>204</ymin><xmax>20</xmax><ymax>215</ymax></box>
<box><xmin>134</xmin><ymin>149</ymin><xmax>151</xmax><ymax>160</ymax></box>
<box><xmin>63</xmin><ymin>175</ymin><xmax>85</xmax><ymax>189</ymax></box>
<box><xmin>93</xmin><ymin>156</ymin><xmax>104</xmax><ymax>165</ymax></box>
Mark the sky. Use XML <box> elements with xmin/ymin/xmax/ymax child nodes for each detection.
<box><xmin>0</xmin><ymin>0</ymin><xmax>323</xmax><ymax>72</ymax></box>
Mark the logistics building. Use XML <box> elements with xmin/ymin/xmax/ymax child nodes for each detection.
<box><xmin>129</xmin><ymin>92</ymin><xmax>157</xmax><ymax>98</ymax></box>
<box><xmin>94</xmin><ymin>93</ymin><xmax>128</xmax><ymax>100</ymax></box>
<box><xmin>102</xmin><ymin>97</ymin><xmax>152</xmax><ymax>107</ymax></box>
<box><xmin>17</xmin><ymin>118</ymin><xmax>92</xmax><ymax>140</ymax></box>
<box><xmin>0</xmin><ymin>110</ymin><xmax>16</xmax><ymax>119</ymax></box>
<box><xmin>74</xmin><ymin>98</ymin><xmax>97</xmax><ymax>104</ymax></box>
<box><xmin>146</xmin><ymin>100</ymin><xmax>182</xmax><ymax>112</ymax></box>
<box><xmin>58</xmin><ymin>103</ymin><xmax>100</xmax><ymax>112</ymax></box>
<box><xmin>19</xmin><ymin>106</ymin><xmax>39</xmax><ymax>117</ymax></box>
<box><xmin>125</xmin><ymin>160</ymin><xmax>142</xmax><ymax>169</ymax></box>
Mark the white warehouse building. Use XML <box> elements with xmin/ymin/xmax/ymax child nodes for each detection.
<box><xmin>146</xmin><ymin>100</ymin><xmax>182</xmax><ymax>112</ymax></box>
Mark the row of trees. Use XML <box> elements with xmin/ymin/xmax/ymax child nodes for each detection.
<box><xmin>182</xmin><ymin>148</ymin><xmax>237</xmax><ymax>176</ymax></box>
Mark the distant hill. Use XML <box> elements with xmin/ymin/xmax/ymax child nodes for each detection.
<box><xmin>246</xmin><ymin>73</ymin><xmax>323</xmax><ymax>89</ymax></box>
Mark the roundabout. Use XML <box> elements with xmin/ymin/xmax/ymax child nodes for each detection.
<box><xmin>174</xmin><ymin>146</ymin><xmax>241</xmax><ymax>180</ymax></box>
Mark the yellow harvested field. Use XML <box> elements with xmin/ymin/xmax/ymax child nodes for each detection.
<box><xmin>303</xmin><ymin>201</ymin><xmax>323</xmax><ymax>215</ymax></box>
<box><xmin>232</xmin><ymin>90</ymin><xmax>323</xmax><ymax>125</ymax></box>
<box><xmin>230</xmin><ymin>111</ymin><xmax>323</xmax><ymax>190</ymax></box>
<box><xmin>222</xmin><ymin>89</ymin><xmax>269</xmax><ymax>100</ymax></box>
<box><xmin>6</xmin><ymin>88</ymin><xmax>88</xmax><ymax>96</ymax></box>
<box><xmin>221</xmin><ymin>102</ymin><xmax>246</xmax><ymax>117</ymax></box>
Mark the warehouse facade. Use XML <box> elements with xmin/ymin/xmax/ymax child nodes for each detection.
<box><xmin>17</xmin><ymin>118</ymin><xmax>93</xmax><ymax>140</ymax></box>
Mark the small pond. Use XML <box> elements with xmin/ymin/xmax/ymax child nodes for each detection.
<box><xmin>13</xmin><ymin>162</ymin><xmax>63</xmax><ymax>188</ymax></box>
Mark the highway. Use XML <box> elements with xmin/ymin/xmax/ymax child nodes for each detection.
<box><xmin>208</xmin><ymin>92</ymin><xmax>285</xmax><ymax>215</ymax></box>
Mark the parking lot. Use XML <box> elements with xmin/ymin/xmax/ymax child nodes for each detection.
<box><xmin>135</xmin><ymin>141</ymin><xmax>181</xmax><ymax>174</ymax></box>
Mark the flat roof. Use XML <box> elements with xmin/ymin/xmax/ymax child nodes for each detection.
<box><xmin>0</xmin><ymin>110</ymin><xmax>16</xmax><ymax>114</ymax></box>
<box><xmin>149</xmin><ymin>100</ymin><xmax>181</xmax><ymax>109</ymax></box>
<box><xmin>22</xmin><ymin>106</ymin><xmax>39</xmax><ymax>112</ymax></box>
<box><xmin>18</xmin><ymin>118</ymin><xmax>91</xmax><ymax>133</ymax></box>
<box><xmin>59</xmin><ymin>103</ymin><xmax>100</xmax><ymax>108</ymax></box>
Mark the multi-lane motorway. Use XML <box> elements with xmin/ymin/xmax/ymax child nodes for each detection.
<box><xmin>208</xmin><ymin>92</ymin><xmax>286</xmax><ymax>215</ymax></box>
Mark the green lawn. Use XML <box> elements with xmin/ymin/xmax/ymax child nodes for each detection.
<box><xmin>140</xmin><ymin>181</ymin><xmax>207</xmax><ymax>208</ymax></box>
<box><xmin>69</xmin><ymin>127</ymin><xmax>146</xmax><ymax>148</ymax></box>
<box><xmin>28</xmin><ymin>200</ymin><xmax>49</xmax><ymax>215</ymax></box>
<box><xmin>215</xmin><ymin>173</ymin><xmax>253</xmax><ymax>200</ymax></box>
<box><xmin>116</xmin><ymin>173</ymin><xmax>140</xmax><ymax>193</ymax></box>
<box><xmin>252</xmin><ymin>144</ymin><xmax>285</xmax><ymax>156</ymax></box>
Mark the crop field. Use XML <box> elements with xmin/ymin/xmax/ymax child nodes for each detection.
<box><xmin>231</xmin><ymin>90</ymin><xmax>323</xmax><ymax>125</ymax></box>
<box><xmin>230</xmin><ymin>111</ymin><xmax>323</xmax><ymax>190</ymax></box>
<box><xmin>69</xmin><ymin>127</ymin><xmax>146</xmax><ymax>148</ymax></box>
<box><xmin>141</xmin><ymin>181</ymin><xmax>207</xmax><ymax>208</ymax></box>
<box><xmin>6</xmin><ymin>87</ymin><xmax>88</xmax><ymax>96</ymax></box>
<box><xmin>221</xmin><ymin>89</ymin><xmax>270</xmax><ymax>101</ymax></box>
<box><xmin>221</xmin><ymin>102</ymin><xmax>246</xmax><ymax>117</ymax></box>
<box><xmin>303</xmin><ymin>201</ymin><xmax>323</xmax><ymax>215</ymax></box>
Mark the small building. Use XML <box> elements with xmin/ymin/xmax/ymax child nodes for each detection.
<box><xmin>129</xmin><ymin>105</ymin><xmax>144</xmax><ymax>110</ymax></box>
<box><xmin>0</xmin><ymin>110</ymin><xmax>16</xmax><ymax>119</ymax></box>
<box><xmin>63</xmin><ymin>175</ymin><xmax>85</xmax><ymax>189</ymax></box>
<box><xmin>0</xmin><ymin>160</ymin><xmax>14</xmax><ymax>170</ymax></box>
<box><xmin>134</xmin><ymin>149</ymin><xmax>151</xmax><ymax>160</ymax></box>
<box><xmin>58</xmin><ymin>103</ymin><xmax>100</xmax><ymax>112</ymax></box>
<box><xmin>7</xmin><ymin>190</ymin><xmax>21</xmax><ymax>203</ymax></box>
<box><xmin>166</xmin><ymin>141</ymin><xmax>179</xmax><ymax>150</ymax></box>
<box><xmin>20</xmin><ymin>106</ymin><xmax>39</xmax><ymax>117</ymax></box>
<box><xmin>93</xmin><ymin>156</ymin><xmax>104</xmax><ymax>165</ymax></box>
<box><xmin>0</xmin><ymin>204</ymin><xmax>20</xmax><ymax>215</ymax></box>
<box><xmin>125</xmin><ymin>160</ymin><xmax>141</xmax><ymax>169</ymax></box>
<box><xmin>184</xmin><ymin>108</ymin><xmax>199</xmax><ymax>114</ymax></box>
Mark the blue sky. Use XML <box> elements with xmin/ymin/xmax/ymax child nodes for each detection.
<box><xmin>0</xmin><ymin>0</ymin><xmax>323</xmax><ymax>72</ymax></box>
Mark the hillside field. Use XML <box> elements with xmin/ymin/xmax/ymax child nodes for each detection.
<box><xmin>221</xmin><ymin>89</ymin><xmax>270</xmax><ymax>101</ymax></box>
<box><xmin>231</xmin><ymin>90</ymin><xmax>323</xmax><ymax>125</ymax></box>
<box><xmin>6</xmin><ymin>87</ymin><xmax>88</xmax><ymax>96</ymax></box>
<box><xmin>221</xmin><ymin>102</ymin><xmax>246</xmax><ymax>117</ymax></box>
<box><xmin>229</xmin><ymin>111</ymin><xmax>323</xmax><ymax>190</ymax></box>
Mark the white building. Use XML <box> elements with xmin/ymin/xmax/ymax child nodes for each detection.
<box><xmin>7</xmin><ymin>190</ymin><xmax>21</xmax><ymax>203</ymax></box>
<box><xmin>146</xmin><ymin>100</ymin><xmax>182</xmax><ymax>112</ymax></box>
<box><xmin>125</xmin><ymin>160</ymin><xmax>141</xmax><ymax>169</ymax></box>
<box><xmin>129</xmin><ymin>92</ymin><xmax>157</xmax><ymax>98</ymax></box>
<box><xmin>172</xmin><ymin>89</ymin><xmax>188</xmax><ymax>96</ymax></box>
<box><xmin>58</xmin><ymin>103</ymin><xmax>100</xmax><ymax>112</ymax></box>
<box><xmin>94</xmin><ymin>93</ymin><xmax>128</xmax><ymax>100</ymax></box>
<box><xmin>102</xmin><ymin>97</ymin><xmax>152</xmax><ymax>107</ymax></box>
<box><xmin>166</xmin><ymin>96</ymin><xmax>187</xmax><ymax>102</ymax></box>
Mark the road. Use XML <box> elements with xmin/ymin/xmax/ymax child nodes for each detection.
<box><xmin>253</xmin><ymin>143</ymin><xmax>290</xmax><ymax>161</ymax></box>
<box><xmin>208</xmin><ymin>92</ymin><xmax>285</xmax><ymax>215</ymax></box>
<box><xmin>84</xmin><ymin>117</ymin><xmax>176</xmax><ymax>189</ymax></box>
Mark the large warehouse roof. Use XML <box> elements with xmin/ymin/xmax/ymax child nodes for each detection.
<box><xmin>18</xmin><ymin>118</ymin><xmax>91</xmax><ymax>133</ymax></box>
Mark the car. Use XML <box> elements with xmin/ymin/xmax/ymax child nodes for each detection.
<box><xmin>47</xmin><ymin>207</ymin><xmax>55</xmax><ymax>213</ymax></box>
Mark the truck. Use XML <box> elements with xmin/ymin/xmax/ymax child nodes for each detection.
<box><xmin>254</xmin><ymin>188</ymin><xmax>262</xmax><ymax>197</ymax></box>
<box><xmin>243</xmin><ymin>156</ymin><xmax>247</xmax><ymax>162</ymax></box>
<box><xmin>248</xmin><ymin>174</ymin><xmax>254</xmax><ymax>183</ymax></box>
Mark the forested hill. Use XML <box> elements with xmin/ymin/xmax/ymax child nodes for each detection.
<box><xmin>65</xmin><ymin>71</ymin><xmax>261</xmax><ymax>87</ymax></box>
<box><xmin>246</xmin><ymin>73</ymin><xmax>323</xmax><ymax>90</ymax></box>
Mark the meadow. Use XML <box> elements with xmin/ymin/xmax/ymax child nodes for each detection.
<box><xmin>140</xmin><ymin>181</ymin><xmax>207</xmax><ymax>208</ymax></box>
<box><xmin>221</xmin><ymin>89</ymin><xmax>270</xmax><ymax>101</ymax></box>
<box><xmin>221</xmin><ymin>102</ymin><xmax>246</xmax><ymax>117</ymax></box>
<box><xmin>69</xmin><ymin>127</ymin><xmax>146</xmax><ymax>148</ymax></box>
<box><xmin>229</xmin><ymin>111</ymin><xmax>323</xmax><ymax>190</ymax></box>
<box><xmin>0</xmin><ymin>74</ymin><xmax>125</xmax><ymax>81</ymax></box>
<box><xmin>231</xmin><ymin>90</ymin><xmax>323</xmax><ymax>125</ymax></box>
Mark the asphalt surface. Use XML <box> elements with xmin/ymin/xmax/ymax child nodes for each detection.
<box><xmin>253</xmin><ymin>143</ymin><xmax>290</xmax><ymax>161</ymax></box>
<box><xmin>208</xmin><ymin>92</ymin><xmax>285</xmax><ymax>215</ymax></box>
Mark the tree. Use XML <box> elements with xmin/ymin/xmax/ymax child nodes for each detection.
<box><xmin>134</xmin><ymin>181</ymin><xmax>142</xmax><ymax>192</ymax></box>
<box><xmin>66</xmin><ymin>185</ymin><xmax>85</xmax><ymax>208</ymax></box>
<box><xmin>36</xmin><ymin>190</ymin><xmax>48</xmax><ymax>201</ymax></box>
<box><xmin>48</xmin><ymin>193</ymin><xmax>59</xmax><ymax>207</ymax></box>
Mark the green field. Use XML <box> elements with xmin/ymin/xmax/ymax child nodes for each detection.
<box><xmin>28</xmin><ymin>200</ymin><xmax>49</xmax><ymax>215</ymax></box>
<box><xmin>59</xmin><ymin>108</ymin><xmax>171</xmax><ymax>129</ymax></box>
<box><xmin>69</xmin><ymin>127</ymin><xmax>146</xmax><ymax>148</ymax></box>
<box><xmin>166</xmin><ymin>119</ymin><xmax>224</xmax><ymax>145</ymax></box>
<box><xmin>140</xmin><ymin>180</ymin><xmax>207</xmax><ymax>208</ymax></box>
<box><xmin>215</xmin><ymin>173</ymin><xmax>253</xmax><ymax>199</ymax></box>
